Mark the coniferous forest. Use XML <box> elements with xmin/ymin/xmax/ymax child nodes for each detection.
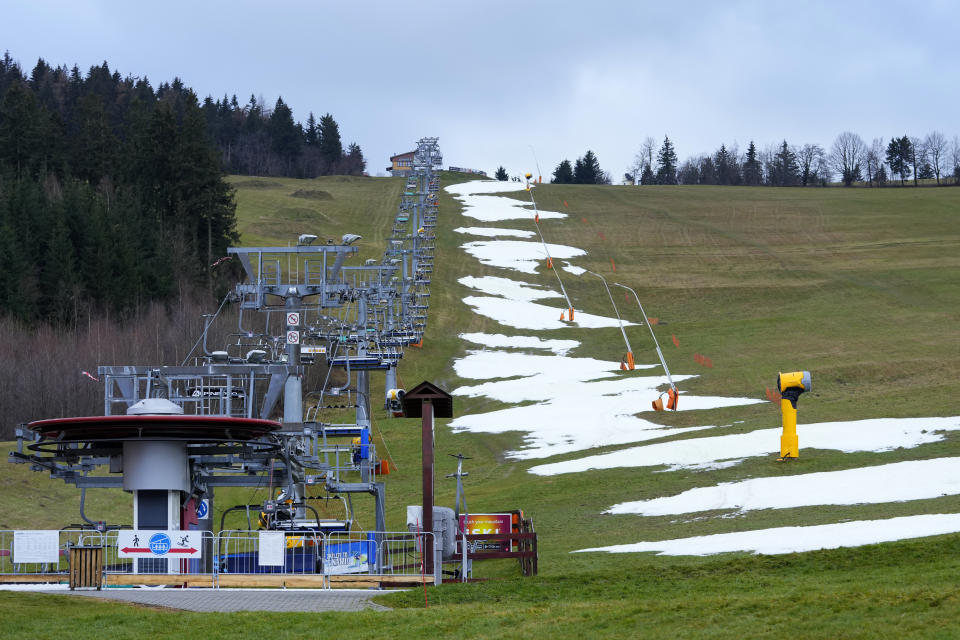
<box><xmin>0</xmin><ymin>53</ymin><xmax>365</xmax><ymax>327</ymax></box>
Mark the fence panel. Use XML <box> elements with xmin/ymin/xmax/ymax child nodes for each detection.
<box><xmin>101</xmin><ymin>530</ymin><xmax>215</xmax><ymax>576</ymax></box>
<box><xmin>325</xmin><ymin>530</ymin><xmax>432</xmax><ymax>578</ymax></box>
<box><xmin>216</xmin><ymin>530</ymin><xmax>323</xmax><ymax>575</ymax></box>
<box><xmin>0</xmin><ymin>529</ymin><xmax>435</xmax><ymax>585</ymax></box>
<box><xmin>0</xmin><ymin>529</ymin><xmax>103</xmax><ymax>577</ymax></box>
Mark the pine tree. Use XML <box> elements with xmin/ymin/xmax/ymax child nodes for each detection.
<box><xmin>318</xmin><ymin>113</ymin><xmax>342</xmax><ymax>172</ymax></box>
<box><xmin>269</xmin><ymin>97</ymin><xmax>301</xmax><ymax>157</ymax></box>
<box><xmin>714</xmin><ymin>144</ymin><xmax>731</xmax><ymax>185</ymax></box>
<box><xmin>771</xmin><ymin>140</ymin><xmax>799</xmax><ymax>186</ymax></box>
<box><xmin>640</xmin><ymin>164</ymin><xmax>655</xmax><ymax>185</ymax></box>
<box><xmin>0</xmin><ymin>80</ymin><xmax>44</xmax><ymax>180</ymax></box>
<box><xmin>655</xmin><ymin>136</ymin><xmax>677</xmax><ymax>185</ymax></box>
<box><xmin>494</xmin><ymin>166</ymin><xmax>508</xmax><ymax>181</ymax></box>
<box><xmin>39</xmin><ymin>210</ymin><xmax>80</xmax><ymax>325</ymax></box>
<box><xmin>574</xmin><ymin>150</ymin><xmax>603</xmax><ymax>184</ymax></box>
<box><xmin>72</xmin><ymin>93</ymin><xmax>117</xmax><ymax>183</ymax></box>
<box><xmin>552</xmin><ymin>159</ymin><xmax>573</xmax><ymax>183</ymax></box>
<box><xmin>304</xmin><ymin>112</ymin><xmax>318</xmax><ymax>146</ymax></box>
<box><xmin>743</xmin><ymin>141</ymin><xmax>762</xmax><ymax>186</ymax></box>
<box><xmin>342</xmin><ymin>142</ymin><xmax>366</xmax><ymax>175</ymax></box>
<box><xmin>886</xmin><ymin>136</ymin><xmax>911</xmax><ymax>185</ymax></box>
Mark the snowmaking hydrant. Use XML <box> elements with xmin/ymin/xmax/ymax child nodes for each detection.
<box><xmin>777</xmin><ymin>370</ymin><xmax>811</xmax><ymax>460</ymax></box>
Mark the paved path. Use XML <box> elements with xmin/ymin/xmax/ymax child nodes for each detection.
<box><xmin>41</xmin><ymin>588</ymin><xmax>391</xmax><ymax>612</ymax></box>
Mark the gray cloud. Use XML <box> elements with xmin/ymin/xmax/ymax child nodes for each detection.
<box><xmin>3</xmin><ymin>0</ymin><xmax>956</xmax><ymax>179</ymax></box>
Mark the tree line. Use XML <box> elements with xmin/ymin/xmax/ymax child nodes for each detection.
<box><xmin>625</xmin><ymin>132</ymin><xmax>960</xmax><ymax>187</ymax></box>
<box><xmin>202</xmin><ymin>94</ymin><xmax>365</xmax><ymax>178</ymax></box>
<box><xmin>0</xmin><ymin>51</ymin><xmax>369</xmax><ymax>329</ymax></box>
<box><xmin>550</xmin><ymin>150</ymin><xmax>612</xmax><ymax>184</ymax></box>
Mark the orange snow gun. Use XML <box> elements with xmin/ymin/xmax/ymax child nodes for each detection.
<box><xmin>652</xmin><ymin>387</ymin><xmax>679</xmax><ymax>412</ymax></box>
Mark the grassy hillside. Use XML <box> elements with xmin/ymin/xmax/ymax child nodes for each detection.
<box><xmin>4</xmin><ymin>175</ymin><xmax>960</xmax><ymax>638</ymax></box>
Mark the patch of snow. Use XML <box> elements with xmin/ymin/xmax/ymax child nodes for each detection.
<box><xmin>458</xmin><ymin>276</ymin><xmax>561</xmax><ymax>301</ymax></box>
<box><xmin>463</xmin><ymin>296</ymin><xmax>635</xmax><ymax>330</ymax></box>
<box><xmin>654</xmin><ymin>460</ymin><xmax>745</xmax><ymax>473</ymax></box>
<box><xmin>529</xmin><ymin>417</ymin><xmax>960</xmax><ymax>476</ymax></box>
<box><xmin>445</xmin><ymin>181</ymin><xmax>566</xmax><ymax>222</ymax></box>
<box><xmin>562</xmin><ymin>262</ymin><xmax>586</xmax><ymax>276</ymax></box>
<box><xmin>453</xmin><ymin>226</ymin><xmax>536</xmax><ymax>239</ymax></box>
<box><xmin>607</xmin><ymin>456</ymin><xmax>960</xmax><ymax>516</ymax></box>
<box><xmin>459</xmin><ymin>332</ymin><xmax>579</xmax><ymax>356</ymax></box>
<box><xmin>445</xmin><ymin>180</ymin><xmax>528</xmax><ymax>196</ymax></box>
<box><xmin>0</xmin><ymin>583</ymin><xmax>69</xmax><ymax>591</ymax></box>
<box><xmin>461</xmin><ymin>239</ymin><xmax>585</xmax><ymax>274</ymax></box>
<box><xmin>573</xmin><ymin>513</ymin><xmax>960</xmax><ymax>556</ymax></box>
<box><xmin>450</xmin><ymin>350</ymin><xmax>762</xmax><ymax>459</ymax></box>
<box><xmin>453</xmin><ymin>350</ymin><xmax>639</xmax><ymax>386</ymax></box>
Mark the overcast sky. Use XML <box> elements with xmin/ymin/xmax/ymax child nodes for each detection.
<box><xmin>3</xmin><ymin>0</ymin><xmax>957</xmax><ymax>179</ymax></box>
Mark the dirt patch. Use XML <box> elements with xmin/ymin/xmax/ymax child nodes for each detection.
<box><xmin>290</xmin><ymin>189</ymin><xmax>334</xmax><ymax>201</ymax></box>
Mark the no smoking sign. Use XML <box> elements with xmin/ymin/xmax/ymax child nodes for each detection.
<box><xmin>286</xmin><ymin>312</ymin><xmax>300</xmax><ymax>326</ymax></box>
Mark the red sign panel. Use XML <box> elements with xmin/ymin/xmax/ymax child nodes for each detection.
<box><xmin>458</xmin><ymin>513</ymin><xmax>512</xmax><ymax>552</ymax></box>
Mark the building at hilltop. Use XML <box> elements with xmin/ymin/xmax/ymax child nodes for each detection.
<box><xmin>447</xmin><ymin>166</ymin><xmax>488</xmax><ymax>177</ymax></box>
<box><xmin>388</xmin><ymin>151</ymin><xmax>415</xmax><ymax>176</ymax></box>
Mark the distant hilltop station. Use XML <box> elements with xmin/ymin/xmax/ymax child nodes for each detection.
<box><xmin>388</xmin><ymin>151</ymin><xmax>415</xmax><ymax>176</ymax></box>
<box><xmin>447</xmin><ymin>166</ymin><xmax>487</xmax><ymax>177</ymax></box>
<box><xmin>388</xmin><ymin>151</ymin><xmax>486</xmax><ymax>178</ymax></box>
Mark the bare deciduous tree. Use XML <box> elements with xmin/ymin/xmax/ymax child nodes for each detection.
<box><xmin>631</xmin><ymin>137</ymin><xmax>657</xmax><ymax>185</ymax></box>
<box><xmin>924</xmin><ymin>131</ymin><xmax>948</xmax><ymax>185</ymax></box>
<box><xmin>830</xmin><ymin>132</ymin><xmax>866</xmax><ymax>186</ymax></box>
<box><xmin>952</xmin><ymin>136</ymin><xmax>960</xmax><ymax>185</ymax></box>
<box><xmin>797</xmin><ymin>143</ymin><xmax>826</xmax><ymax>187</ymax></box>
<box><xmin>863</xmin><ymin>138</ymin><xmax>885</xmax><ymax>187</ymax></box>
<box><xmin>909</xmin><ymin>136</ymin><xmax>926</xmax><ymax>185</ymax></box>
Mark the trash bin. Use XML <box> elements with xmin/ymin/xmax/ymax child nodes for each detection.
<box><xmin>69</xmin><ymin>546</ymin><xmax>103</xmax><ymax>590</ymax></box>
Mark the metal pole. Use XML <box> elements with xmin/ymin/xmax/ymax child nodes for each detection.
<box><xmin>526</xmin><ymin>180</ymin><xmax>575</xmax><ymax>315</ymax></box>
<box><xmin>613</xmin><ymin>283</ymin><xmax>676</xmax><ymax>389</ymax></box>
<box><xmin>421</xmin><ymin>399</ymin><xmax>434</xmax><ymax>576</ymax></box>
<box><xmin>585</xmin><ymin>270</ymin><xmax>631</xmax><ymax>354</ymax></box>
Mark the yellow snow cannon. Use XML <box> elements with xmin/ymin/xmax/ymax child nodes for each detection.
<box><xmin>777</xmin><ymin>370</ymin><xmax>811</xmax><ymax>460</ymax></box>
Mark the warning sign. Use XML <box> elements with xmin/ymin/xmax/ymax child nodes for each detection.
<box><xmin>286</xmin><ymin>330</ymin><xmax>300</xmax><ymax>345</ymax></box>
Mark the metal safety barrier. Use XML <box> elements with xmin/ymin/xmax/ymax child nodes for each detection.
<box><xmin>216</xmin><ymin>530</ymin><xmax>322</xmax><ymax>576</ymax></box>
<box><xmin>100</xmin><ymin>530</ymin><xmax>217</xmax><ymax>577</ymax></box>
<box><xmin>0</xmin><ymin>529</ymin><xmax>437</xmax><ymax>587</ymax></box>
<box><xmin>0</xmin><ymin>529</ymin><xmax>103</xmax><ymax>578</ymax></box>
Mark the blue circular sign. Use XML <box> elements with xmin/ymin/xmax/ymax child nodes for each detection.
<box><xmin>196</xmin><ymin>500</ymin><xmax>208</xmax><ymax>519</ymax></box>
<box><xmin>148</xmin><ymin>532</ymin><xmax>171</xmax><ymax>556</ymax></box>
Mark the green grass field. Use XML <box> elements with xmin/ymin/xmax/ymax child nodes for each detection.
<box><xmin>3</xmin><ymin>174</ymin><xmax>960</xmax><ymax>638</ymax></box>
